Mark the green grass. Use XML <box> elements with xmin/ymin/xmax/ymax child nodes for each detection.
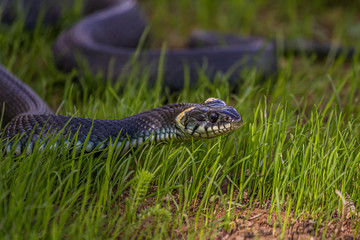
<box><xmin>1</xmin><ymin>0</ymin><xmax>360</xmax><ymax>239</ymax></box>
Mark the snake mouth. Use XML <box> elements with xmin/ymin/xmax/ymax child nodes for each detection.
<box><xmin>203</xmin><ymin>117</ymin><xmax>243</xmax><ymax>138</ymax></box>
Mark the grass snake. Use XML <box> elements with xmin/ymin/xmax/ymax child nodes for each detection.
<box><xmin>0</xmin><ymin>65</ymin><xmax>242</xmax><ymax>156</ymax></box>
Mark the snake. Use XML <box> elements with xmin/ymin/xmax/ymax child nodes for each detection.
<box><xmin>0</xmin><ymin>64</ymin><xmax>242</xmax><ymax>156</ymax></box>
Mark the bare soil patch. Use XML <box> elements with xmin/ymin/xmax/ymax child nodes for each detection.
<box><xmin>118</xmin><ymin>188</ymin><xmax>360</xmax><ymax>239</ymax></box>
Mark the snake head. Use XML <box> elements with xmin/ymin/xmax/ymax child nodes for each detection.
<box><xmin>175</xmin><ymin>98</ymin><xmax>242</xmax><ymax>139</ymax></box>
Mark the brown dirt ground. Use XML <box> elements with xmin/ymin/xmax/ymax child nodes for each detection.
<box><xmin>119</xmin><ymin>188</ymin><xmax>360</xmax><ymax>239</ymax></box>
<box><xmin>215</xmin><ymin>208</ymin><xmax>358</xmax><ymax>240</ymax></box>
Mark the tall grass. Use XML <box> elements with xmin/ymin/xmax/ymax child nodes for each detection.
<box><xmin>0</xmin><ymin>0</ymin><xmax>360</xmax><ymax>239</ymax></box>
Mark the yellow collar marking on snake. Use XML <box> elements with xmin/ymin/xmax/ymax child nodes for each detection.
<box><xmin>175</xmin><ymin>107</ymin><xmax>195</xmax><ymax>127</ymax></box>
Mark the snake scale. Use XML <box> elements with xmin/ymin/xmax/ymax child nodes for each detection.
<box><xmin>0</xmin><ymin>64</ymin><xmax>242</xmax><ymax>156</ymax></box>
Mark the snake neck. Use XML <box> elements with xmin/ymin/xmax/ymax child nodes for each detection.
<box><xmin>119</xmin><ymin>102</ymin><xmax>198</xmax><ymax>143</ymax></box>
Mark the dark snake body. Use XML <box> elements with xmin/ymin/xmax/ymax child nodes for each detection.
<box><xmin>51</xmin><ymin>0</ymin><xmax>277</xmax><ymax>90</ymax></box>
<box><xmin>4</xmin><ymin>105</ymin><xmax>196</xmax><ymax>156</ymax></box>
<box><xmin>0</xmin><ymin>63</ymin><xmax>192</xmax><ymax>155</ymax></box>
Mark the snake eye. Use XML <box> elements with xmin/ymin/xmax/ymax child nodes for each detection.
<box><xmin>208</xmin><ymin>112</ymin><xmax>219</xmax><ymax>123</ymax></box>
